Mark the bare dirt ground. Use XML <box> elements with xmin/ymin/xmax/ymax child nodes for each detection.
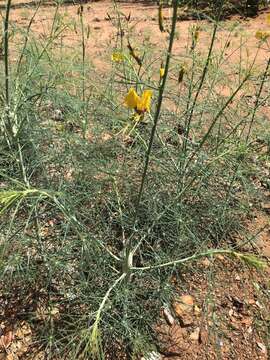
<box><xmin>0</xmin><ymin>1</ymin><xmax>269</xmax><ymax>359</ymax></box>
<box><xmin>5</xmin><ymin>0</ymin><xmax>270</xmax><ymax>69</ymax></box>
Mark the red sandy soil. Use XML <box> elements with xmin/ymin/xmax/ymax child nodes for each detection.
<box><xmin>7</xmin><ymin>0</ymin><xmax>270</xmax><ymax>70</ymax></box>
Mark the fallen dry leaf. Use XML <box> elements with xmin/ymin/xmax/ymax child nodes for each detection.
<box><xmin>163</xmin><ymin>307</ymin><xmax>175</xmax><ymax>326</ymax></box>
<box><xmin>0</xmin><ymin>330</ymin><xmax>13</xmax><ymax>349</ymax></box>
<box><xmin>199</xmin><ymin>328</ymin><xmax>208</xmax><ymax>344</ymax></box>
<box><xmin>194</xmin><ymin>305</ymin><xmax>201</xmax><ymax>315</ymax></box>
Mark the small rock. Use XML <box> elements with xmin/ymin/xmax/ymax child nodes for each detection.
<box><xmin>190</xmin><ymin>327</ymin><xmax>200</xmax><ymax>341</ymax></box>
<box><xmin>194</xmin><ymin>305</ymin><xmax>201</xmax><ymax>315</ymax></box>
<box><xmin>201</xmin><ymin>258</ymin><xmax>211</xmax><ymax>268</ymax></box>
<box><xmin>261</xmin><ymin>202</ymin><xmax>270</xmax><ymax>213</ymax></box>
<box><xmin>173</xmin><ymin>295</ymin><xmax>194</xmax><ymax>327</ymax></box>
<box><xmin>177</xmin><ymin>295</ymin><xmax>194</xmax><ymax>307</ymax></box>
<box><xmin>255</xmin><ymin>300</ymin><xmax>263</xmax><ymax>309</ymax></box>
<box><xmin>235</xmin><ymin>274</ymin><xmax>241</xmax><ymax>281</ymax></box>
<box><xmin>257</xmin><ymin>342</ymin><xmax>267</xmax><ymax>354</ymax></box>
<box><xmin>52</xmin><ymin>109</ymin><xmax>64</xmax><ymax>121</ymax></box>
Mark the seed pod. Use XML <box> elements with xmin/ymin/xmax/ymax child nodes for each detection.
<box><xmin>178</xmin><ymin>65</ymin><xmax>186</xmax><ymax>83</ymax></box>
<box><xmin>77</xmin><ymin>5</ymin><xmax>83</xmax><ymax>16</ymax></box>
<box><xmin>194</xmin><ymin>29</ymin><xmax>199</xmax><ymax>42</ymax></box>
<box><xmin>86</xmin><ymin>25</ymin><xmax>90</xmax><ymax>39</ymax></box>
<box><xmin>127</xmin><ymin>41</ymin><xmax>142</xmax><ymax>66</ymax></box>
<box><xmin>191</xmin><ymin>25</ymin><xmax>200</xmax><ymax>51</ymax></box>
<box><xmin>158</xmin><ymin>1</ymin><xmax>165</xmax><ymax>32</ymax></box>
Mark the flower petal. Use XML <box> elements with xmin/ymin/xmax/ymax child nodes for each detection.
<box><xmin>160</xmin><ymin>68</ymin><xmax>165</xmax><ymax>79</ymax></box>
<box><xmin>137</xmin><ymin>90</ymin><xmax>152</xmax><ymax>113</ymax></box>
<box><xmin>124</xmin><ymin>88</ymin><xmax>139</xmax><ymax>109</ymax></box>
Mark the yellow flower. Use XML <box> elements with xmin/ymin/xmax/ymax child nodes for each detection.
<box><xmin>160</xmin><ymin>67</ymin><xmax>165</xmax><ymax>79</ymax></box>
<box><xmin>124</xmin><ymin>88</ymin><xmax>152</xmax><ymax>114</ymax></box>
<box><xmin>111</xmin><ymin>52</ymin><xmax>124</xmax><ymax>63</ymax></box>
<box><xmin>255</xmin><ymin>30</ymin><xmax>270</xmax><ymax>41</ymax></box>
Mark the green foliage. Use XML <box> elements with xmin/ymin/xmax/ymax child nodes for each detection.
<box><xmin>0</xmin><ymin>0</ymin><xmax>269</xmax><ymax>358</ymax></box>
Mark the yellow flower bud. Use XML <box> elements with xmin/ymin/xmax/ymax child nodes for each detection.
<box><xmin>111</xmin><ymin>52</ymin><xmax>124</xmax><ymax>63</ymax></box>
<box><xmin>255</xmin><ymin>30</ymin><xmax>270</xmax><ymax>41</ymax></box>
<box><xmin>160</xmin><ymin>67</ymin><xmax>165</xmax><ymax>79</ymax></box>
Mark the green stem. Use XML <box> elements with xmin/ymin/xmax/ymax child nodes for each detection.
<box><xmin>78</xmin><ymin>3</ymin><xmax>87</xmax><ymax>137</ymax></box>
<box><xmin>123</xmin><ymin>0</ymin><xmax>179</xmax><ymax>277</ymax></box>
<box><xmin>134</xmin><ymin>0</ymin><xmax>179</xmax><ymax>222</ymax></box>
<box><xmin>4</xmin><ymin>0</ymin><xmax>13</xmax><ymax>140</ymax></box>
<box><xmin>182</xmin><ymin>2</ymin><xmax>223</xmax><ymax>154</ymax></box>
<box><xmin>131</xmin><ymin>249</ymin><xmax>239</xmax><ymax>271</ymax></box>
<box><xmin>16</xmin><ymin>0</ymin><xmax>42</xmax><ymax>76</ymax></box>
<box><xmin>246</xmin><ymin>57</ymin><xmax>270</xmax><ymax>143</ymax></box>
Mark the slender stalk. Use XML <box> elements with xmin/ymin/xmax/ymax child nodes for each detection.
<box><xmin>185</xmin><ymin>73</ymin><xmax>250</xmax><ymax>167</ymax></box>
<box><xmin>122</xmin><ymin>0</ymin><xmax>179</xmax><ymax>276</ymax></box>
<box><xmin>130</xmin><ymin>249</ymin><xmax>253</xmax><ymax>271</ymax></box>
<box><xmin>131</xmin><ymin>75</ymin><xmax>250</xmax><ymax>258</ymax></box>
<box><xmin>79</xmin><ymin>273</ymin><xmax>126</xmax><ymax>359</ymax></box>
<box><xmin>246</xmin><ymin>57</ymin><xmax>270</xmax><ymax>143</ymax></box>
<box><xmin>16</xmin><ymin>140</ymin><xmax>29</xmax><ymax>187</ymax></box>
<box><xmin>3</xmin><ymin>0</ymin><xmax>13</xmax><ymax>140</ymax></box>
<box><xmin>16</xmin><ymin>0</ymin><xmax>42</xmax><ymax>76</ymax></box>
<box><xmin>182</xmin><ymin>2</ymin><xmax>223</xmax><ymax>154</ymax></box>
<box><xmin>78</xmin><ymin>3</ymin><xmax>87</xmax><ymax>137</ymax></box>
<box><xmin>134</xmin><ymin>0</ymin><xmax>179</xmax><ymax>221</ymax></box>
<box><xmin>132</xmin><ymin>249</ymin><xmax>232</xmax><ymax>271</ymax></box>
